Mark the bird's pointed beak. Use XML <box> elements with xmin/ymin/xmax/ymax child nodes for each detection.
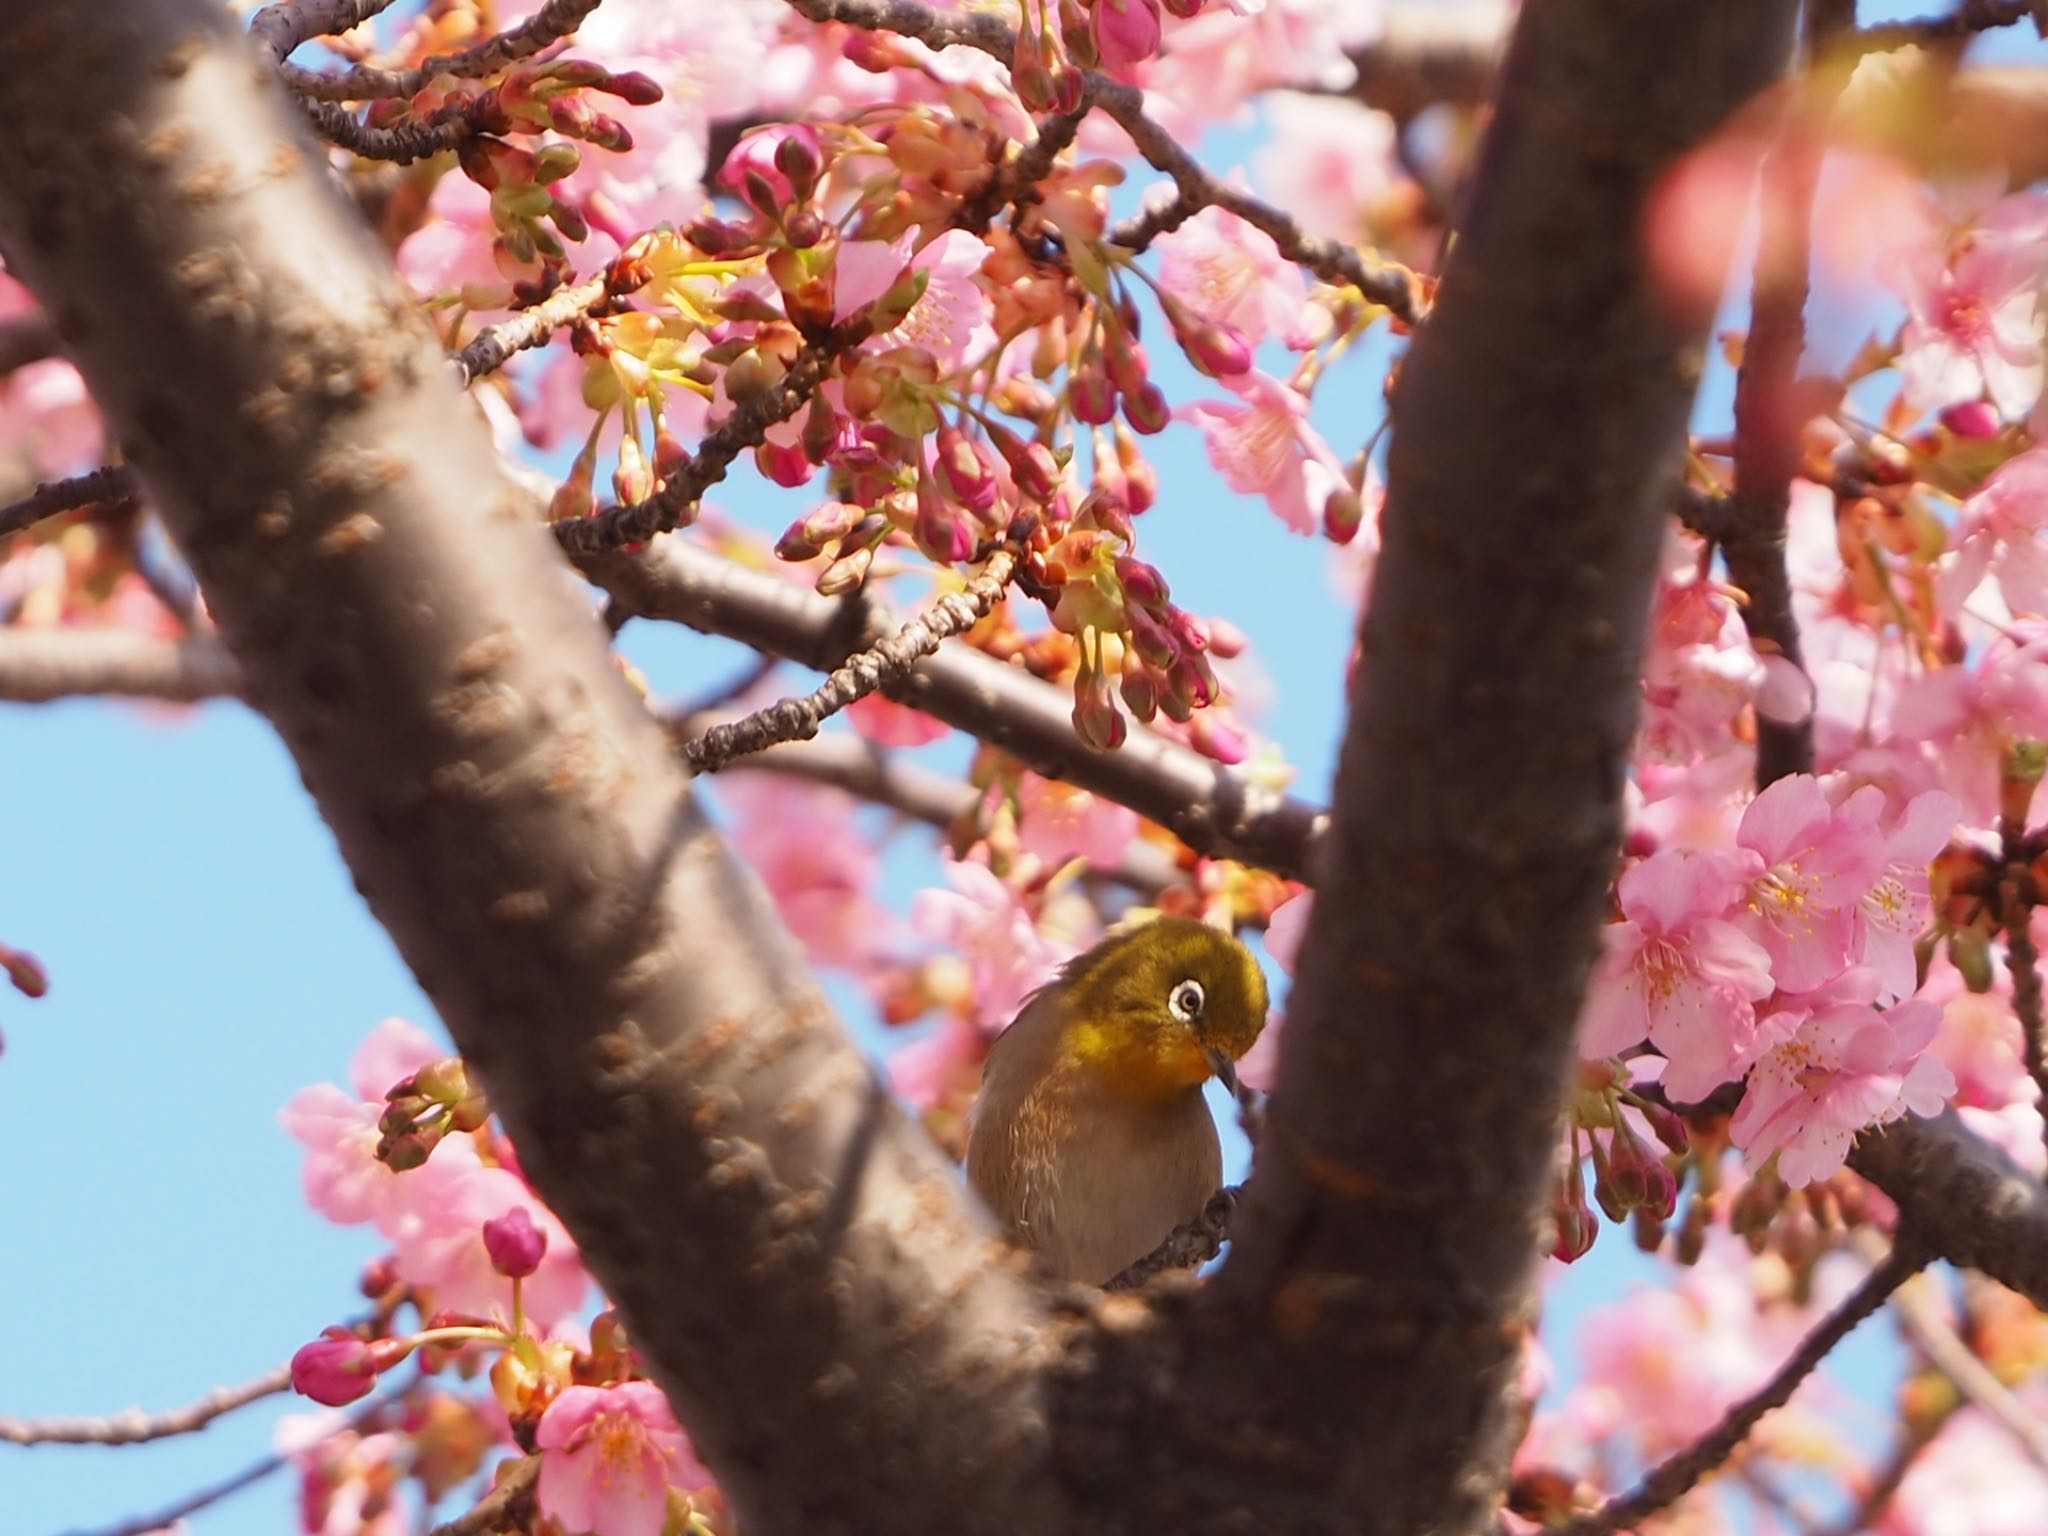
<box><xmin>1205</xmin><ymin>1047</ymin><xmax>1239</xmax><ymax>1096</ymax></box>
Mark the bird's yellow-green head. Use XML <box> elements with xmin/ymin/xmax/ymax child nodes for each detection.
<box><xmin>1041</xmin><ymin>916</ymin><xmax>1269</xmax><ymax>1102</ymax></box>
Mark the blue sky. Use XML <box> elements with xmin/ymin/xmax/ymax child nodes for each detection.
<box><xmin>7</xmin><ymin>7</ymin><xmax>2040</xmax><ymax>1534</ymax></box>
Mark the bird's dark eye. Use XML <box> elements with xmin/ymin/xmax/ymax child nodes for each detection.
<box><xmin>1167</xmin><ymin>978</ymin><xmax>1205</xmax><ymax>1022</ymax></box>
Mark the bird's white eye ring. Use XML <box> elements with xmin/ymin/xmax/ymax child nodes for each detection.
<box><xmin>1168</xmin><ymin>978</ymin><xmax>1205</xmax><ymax>1022</ymax></box>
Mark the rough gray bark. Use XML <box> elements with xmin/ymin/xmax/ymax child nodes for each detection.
<box><xmin>1051</xmin><ymin>5</ymin><xmax>1799</xmax><ymax>1533</ymax></box>
<box><xmin>0</xmin><ymin>6</ymin><xmax>1056</xmax><ymax>1533</ymax></box>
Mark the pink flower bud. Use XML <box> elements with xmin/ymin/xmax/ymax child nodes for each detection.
<box><xmin>1114</xmin><ymin>555</ymin><xmax>1170</xmax><ymax>609</ymax></box>
<box><xmin>778</xmin><ymin>501</ymin><xmax>866</xmax><ymax>561</ymax></box>
<box><xmin>598</xmin><ymin>69</ymin><xmax>664</xmax><ymax>106</ymax></box>
<box><xmin>1189</xmin><ymin>712</ymin><xmax>1249</xmax><ymax>765</ymax></box>
<box><xmin>1550</xmin><ymin>1200</ymin><xmax>1598</xmax><ymax>1264</ymax></box>
<box><xmin>1125</xmin><ymin>606</ymin><xmax>1179</xmax><ymax>668</ymax></box>
<box><xmin>1174</xmin><ymin>314</ymin><xmax>1252</xmax><ymax>379</ymax></box>
<box><xmin>613</xmin><ymin>436</ymin><xmax>653</xmax><ymax>505</ymax></box>
<box><xmin>817</xmin><ymin>544</ymin><xmax>876</xmax><ymax>595</ymax></box>
<box><xmin>933</xmin><ymin>425</ymin><xmax>999</xmax><ymax>515</ymax></box>
<box><xmin>484</xmin><ymin>1205</ymin><xmax>549</xmax><ymax>1279</ymax></box>
<box><xmin>1072</xmin><ymin>671</ymin><xmax>1128</xmax><ymax>751</ymax></box>
<box><xmin>772</xmin><ymin>126</ymin><xmax>824</xmax><ymax>200</ymax></box>
<box><xmin>754</xmin><ymin>439</ymin><xmax>815</xmax><ymax>489</ymax></box>
<box><xmin>291</xmin><ymin>1330</ymin><xmax>392</xmax><ymax>1407</ymax></box>
<box><xmin>1119</xmin><ymin>667</ymin><xmax>1160</xmax><ymax>722</ymax></box>
<box><xmin>1104</xmin><ymin>330</ymin><xmax>1149</xmax><ymax>399</ymax></box>
<box><xmin>1091</xmin><ymin>0</ymin><xmax>1162</xmax><ymax>69</ymax></box>
<box><xmin>1122</xmin><ymin>382</ymin><xmax>1170</xmax><ymax>435</ymax></box>
<box><xmin>988</xmin><ymin>423</ymin><xmax>1061</xmax><ymax>504</ymax></box>
<box><xmin>914</xmin><ymin>474</ymin><xmax>977</xmax><ymax>563</ymax></box>
<box><xmin>1940</xmin><ymin>399</ymin><xmax>2001</xmax><ymax>439</ymax></box>
<box><xmin>0</xmin><ymin>944</ymin><xmax>47</xmax><ymax>999</ymax></box>
<box><xmin>1081</xmin><ymin>487</ymin><xmax>1134</xmax><ymax>544</ymax></box>
<box><xmin>1071</xmin><ymin>368</ymin><xmax>1118</xmax><ymax>425</ymax></box>
<box><xmin>1324</xmin><ymin>485</ymin><xmax>1364</xmax><ymax>544</ymax></box>
<box><xmin>1205</xmin><ymin>617</ymin><xmax>1249</xmax><ymax>659</ymax></box>
<box><xmin>1161</xmin><ymin>0</ymin><xmax>1203</xmax><ymax>15</ymax></box>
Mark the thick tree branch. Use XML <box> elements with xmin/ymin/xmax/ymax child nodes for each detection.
<box><xmin>1882</xmin><ymin>1253</ymin><xmax>2048</xmax><ymax>1471</ymax></box>
<box><xmin>585</xmin><ymin>538</ymin><xmax>1329</xmax><ymax>878</ymax></box>
<box><xmin>1548</xmin><ymin>1245</ymin><xmax>1923</xmax><ymax>1536</ymax></box>
<box><xmin>1057</xmin><ymin>7</ymin><xmax>1800</xmax><ymax>1534</ymax></box>
<box><xmin>0</xmin><ymin>629</ymin><xmax>239</xmax><ymax>704</ymax></box>
<box><xmin>0</xmin><ymin>312</ymin><xmax>59</xmax><ymax>377</ymax></box>
<box><xmin>0</xmin><ymin>1361</ymin><xmax>289</xmax><ymax>1445</ymax></box>
<box><xmin>0</xmin><ymin>9</ymin><xmax>1056</xmax><ymax>1536</ymax></box>
<box><xmin>1849</xmin><ymin>1108</ymin><xmax>2048</xmax><ymax>1311</ymax></box>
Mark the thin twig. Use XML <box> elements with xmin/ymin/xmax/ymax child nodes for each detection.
<box><xmin>454</xmin><ymin>273</ymin><xmax>614</xmax><ymax>386</ymax></box>
<box><xmin>0</xmin><ymin>1362</ymin><xmax>289</xmax><ymax>1445</ymax></box>
<box><xmin>683</xmin><ymin>545</ymin><xmax>1019</xmax><ymax>773</ymax></box>
<box><xmin>1875</xmin><ymin>1234</ymin><xmax>2048</xmax><ymax>1471</ymax></box>
<box><xmin>425</xmin><ymin>1454</ymin><xmax>540</xmax><ymax>1536</ymax></box>
<box><xmin>0</xmin><ymin>466</ymin><xmax>141</xmax><ymax>541</ymax></box>
<box><xmin>1545</xmin><ymin>1245</ymin><xmax>1926</xmax><ymax>1536</ymax></box>
<box><xmin>1851</xmin><ymin>0</ymin><xmax>2033</xmax><ymax>55</ymax></box>
<box><xmin>297</xmin><ymin>96</ymin><xmax>484</xmax><ymax>164</ymax></box>
<box><xmin>552</xmin><ymin>341</ymin><xmax>839</xmax><ymax>553</ymax></box>
<box><xmin>1104</xmin><ymin>1186</ymin><xmax>1239</xmax><ymax>1290</ymax></box>
<box><xmin>1724</xmin><ymin>0</ymin><xmax>1851</xmax><ymax>789</ymax></box>
<box><xmin>1817</xmin><ymin>1418</ymin><xmax>1947</xmax><ymax>1536</ymax></box>
<box><xmin>777</xmin><ymin>0</ymin><xmax>1423</xmax><ymax>324</ymax></box>
<box><xmin>52</xmin><ymin>1450</ymin><xmax>290</xmax><ymax>1536</ymax></box>
<box><xmin>586</xmin><ymin>537</ymin><xmax>1331</xmax><ymax>877</ymax></box>
<box><xmin>281</xmin><ymin>0</ymin><xmax>603</xmax><ymax>100</ymax></box>
<box><xmin>49</xmin><ymin>1384</ymin><xmax>409</xmax><ymax>1536</ymax></box>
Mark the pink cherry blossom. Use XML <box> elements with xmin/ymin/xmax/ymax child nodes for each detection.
<box><xmin>1948</xmin><ymin>448</ymin><xmax>2048</xmax><ymax>618</ymax></box>
<box><xmin>909</xmin><ymin>859</ymin><xmax>1074</xmax><ymax>1033</ymax></box>
<box><xmin>1263</xmin><ymin>890</ymin><xmax>1312</xmax><ymax>977</ymax></box>
<box><xmin>385</xmin><ymin>1159</ymin><xmax>588</xmax><ymax>1330</ymax></box>
<box><xmin>1092</xmin><ymin>0</ymin><xmax>1164</xmax><ymax>72</ymax></box>
<box><xmin>1838</xmin><ymin>786</ymin><xmax>1959</xmax><ymax>1003</ymax></box>
<box><xmin>281</xmin><ymin>1019</ymin><xmax>473</xmax><ymax>1227</ymax></box>
<box><xmin>1183</xmin><ymin>368</ymin><xmax>1348</xmax><ymax>534</ymax></box>
<box><xmin>1250</xmin><ymin>93</ymin><xmax>1400</xmax><ymax>247</ymax></box>
<box><xmin>1929</xmin><ymin>959</ymin><xmax>2033</xmax><ymax>1109</ymax></box>
<box><xmin>1153</xmin><ymin>205</ymin><xmax>1312</xmax><ymax>349</ymax></box>
<box><xmin>846</xmin><ymin>693</ymin><xmax>949</xmax><ymax>747</ymax></box>
<box><xmin>277</xmin><ymin>1414</ymin><xmax>408</xmax><ymax>1536</ymax></box>
<box><xmin>1888</xmin><ymin>217</ymin><xmax>2047</xmax><ymax>420</ymax></box>
<box><xmin>1580</xmin><ymin>848</ymin><xmax>1774</xmax><ymax>1100</ymax></box>
<box><xmin>1893</xmin><ymin>624</ymin><xmax>2048</xmax><ymax>825</ymax></box>
<box><xmin>717</xmin><ymin>776</ymin><xmax>891</xmax><ymax>973</ymax></box>
<box><xmin>887</xmin><ymin>1018</ymin><xmax>983</xmax><ymax>1111</ymax></box>
<box><xmin>1730</xmin><ymin>970</ymin><xmax>1955</xmax><ymax>1187</ymax></box>
<box><xmin>834</xmin><ymin>229</ymin><xmax>994</xmax><ymax>374</ymax></box>
<box><xmin>1571</xmin><ymin>1232</ymin><xmax>1815</xmax><ymax>1461</ymax></box>
<box><xmin>1734</xmin><ymin>773</ymin><xmax>1888</xmax><ymax>993</ymax></box>
<box><xmin>1880</xmin><ymin>1410</ymin><xmax>2048</xmax><ymax>1536</ymax></box>
<box><xmin>1014</xmin><ymin>775</ymin><xmax>1140</xmax><ymax>871</ymax></box>
<box><xmin>536</xmin><ymin>1383</ymin><xmax>712</xmax><ymax>1536</ymax></box>
<box><xmin>0</xmin><ymin>359</ymin><xmax>104</xmax><ymax>477</ymax></box>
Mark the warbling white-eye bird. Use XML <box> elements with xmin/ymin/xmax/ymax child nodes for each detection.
<box><xmin>965</xmin><ymin>915</ymin><xmax>1270</xmax><ymax>1285</ymax></box>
